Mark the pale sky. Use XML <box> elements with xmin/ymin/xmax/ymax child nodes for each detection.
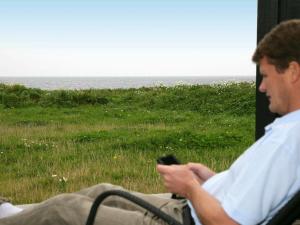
<box><xmin>0</xmin><ymin>0</ymin><xmax>257</xmax><ymax>77</ymax></box>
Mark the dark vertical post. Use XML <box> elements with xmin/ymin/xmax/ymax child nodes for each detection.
<box><xmin>255</xmin><ymin>0</ymin><xmax>279</xmax><ymax>140</ymax></box>
<box><xmin>255</xmin><ymin>0</ymin><xmax>300</xmax><ymax>140</ymax></box>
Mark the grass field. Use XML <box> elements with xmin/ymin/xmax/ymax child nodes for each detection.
<box><xmin>0</xmin><ymin>82</ymin><xmax>255</xmax><ymax>204</ymax></box>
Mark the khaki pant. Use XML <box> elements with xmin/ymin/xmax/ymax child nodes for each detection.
<box><xmin>0</xmin><ymin>183</ymin><xmax>186</xmax><ymax>225</ymax></box>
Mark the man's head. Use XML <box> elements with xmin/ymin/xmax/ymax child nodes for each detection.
<box><xmin>252</xmin><ymin>19</ymin><xmax>300</xmax><ymax>115</ymax></box>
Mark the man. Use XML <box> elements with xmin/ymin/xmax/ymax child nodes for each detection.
<box><xmin>160</xmin><ymin>19</ymin><xmax>300</xmax><ymax>225</ymax></box>
<box><xmin>158</xmin><ymin>19</ymin><xmax>300</xmax><ymax>225</ymax></box>
<box><xmin>1</xmin><ymin>19</ymin><xmax>300</xmax><ymax>225</ymax></box>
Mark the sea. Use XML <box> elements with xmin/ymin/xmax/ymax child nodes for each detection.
<box><xmin>0</xmin><ymin>76</ymin><xmax>255</xmax><ymax>90</ymax></box>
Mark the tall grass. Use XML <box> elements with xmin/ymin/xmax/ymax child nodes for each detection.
<box><xmin>0</xmin><ymin>82</ymin><xmax>255</xmax><ymax>204</ymax></box>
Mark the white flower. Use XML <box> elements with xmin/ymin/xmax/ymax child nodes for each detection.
<box><xmin>59</xmin><ymin>177</ymin><xmax>68</xmax><ymax>182</ymax></box>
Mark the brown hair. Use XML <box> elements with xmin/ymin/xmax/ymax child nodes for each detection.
<box><xmin>252</xmin><ymin>19</ymin><xmax>300</xmax><ymax>72</ymax></box>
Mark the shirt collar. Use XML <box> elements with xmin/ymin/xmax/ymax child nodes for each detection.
<box><xmin>264</xmin><ymin>109</ymin><xmax>300</xmax><ymax>133</ymax></box>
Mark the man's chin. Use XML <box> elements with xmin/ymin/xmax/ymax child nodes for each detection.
<box><xmin>269</xmin><ymin>105</ymin><xmax>285</xmax><ymax>115</ymax></box>
<box><xmin>269</xmin><ymin>105</ymin><xmax>277</xmax><ymax>114</ymax></box>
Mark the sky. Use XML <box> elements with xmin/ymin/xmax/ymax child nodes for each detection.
<box><xmin>0</xmin><ymin>0</ymin><xmax>257</xmax><ymax>77</ymax></box>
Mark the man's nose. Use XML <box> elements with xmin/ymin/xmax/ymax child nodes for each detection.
<box><xmin>259</xmin><ymin>80</ymin><xmax>266</xmax><ymax>93</ymax></box>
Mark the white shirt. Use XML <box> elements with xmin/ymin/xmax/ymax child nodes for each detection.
<box><xmin>189</xmin><ymin>109</ymin><xmax>300</xmax><ymax>225</ymax></box>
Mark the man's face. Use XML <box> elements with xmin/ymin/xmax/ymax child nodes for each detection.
<box><xmin>259</xmin><ymin>57</ymin><xmax>291</xmax><ymax>115</ymax></box>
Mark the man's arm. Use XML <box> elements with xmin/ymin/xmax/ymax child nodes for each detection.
<box><xmin>157</xmin><ymin>164</ymin><xmax>239</xmax><ymax>225</ymax></box>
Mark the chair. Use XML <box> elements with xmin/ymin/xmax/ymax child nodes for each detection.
<box><xmin>85</xmin><ymin>189</ymin><xmax>300</xmax><ymax>225</ymax></box>
<box><xmin>85</xmin><ymin>190</ymin><xmax>182</xmax><ymax>225</ymax></box>
<box><xmin>265</xmin><ymin>189</ymin><xmax>300</xmax><ymax>225</ymax></box>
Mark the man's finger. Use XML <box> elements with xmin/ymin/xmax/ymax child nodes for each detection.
<box><xmin>156</xmin><ymin>164</ymin><xmax>170</xmax><ymax>174</ymax></box>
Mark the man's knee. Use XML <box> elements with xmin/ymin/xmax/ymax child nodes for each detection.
<box><xmin>90</xmin><ymin>183</ymin><xmax>123</xmax><ymax>191</ymax></box>
<box><xmin>77</xmin><ymin>183</ymin><xmax>124</xmax><ymax>198</ymax></box>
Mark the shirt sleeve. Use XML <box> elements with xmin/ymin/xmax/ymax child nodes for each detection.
<box><xmin>221</xmin><ymin>139</ymin><xmax>298</xmax><ymax>225</ymax></box>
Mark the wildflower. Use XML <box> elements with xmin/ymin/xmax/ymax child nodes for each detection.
<box><xmin>52</xmin><ymin>174</ymin><xmax>57</xmax><ymax>178</ymax></box>
<box><xmin>59</xmin><ymin>177</ymin><xmax>68</xmax><ymax>182</ymax></box>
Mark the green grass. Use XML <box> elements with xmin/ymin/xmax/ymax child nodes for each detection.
<box><xmin>0</xmin><ymin>82</ymin><xmax>255</xmax><ymax>204</ymax></box>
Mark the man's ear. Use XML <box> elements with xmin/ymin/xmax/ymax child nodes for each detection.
<box><xmin>289</xmin><ymin>61</ymin><xmax>300</xmax><ymax>83</ymax></box>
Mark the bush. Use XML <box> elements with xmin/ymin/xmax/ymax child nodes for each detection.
<box><xmin>1</xmin><ymin>93</ymin><xmax>21</xmax><ymax>108</ymax></box>
<box><xmin>29</xmin><ymin>90</ymin><xmax>42</xmax><ymax>102</ymax></box>
<box><xmin>0</xmin><ymin>82</ymin><xmax>255</xmax><ymax>115</ymax></box>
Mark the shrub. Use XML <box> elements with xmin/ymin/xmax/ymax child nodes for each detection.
<box><xmin>1</xmin><ymin>93</ymin><xmax>21</xmax><ymax>108</ymax></box>
<box><xmin>0</xmin><ymin>82</ymin><xmax>255</xmax><ymax>114</ymax></box>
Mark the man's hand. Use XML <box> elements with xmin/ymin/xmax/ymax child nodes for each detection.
<box><xmin>157</xmin><ymin>164</ymin><xmax>238</xmax><ymax>225</ymax></box>
<box><xmin>187</xmin><ymin>163</ymin><xmax>216</xmax><ymax>182</ymax></box>
<box><xmin>156</xmin><ymin>164</ymin><xmax>200</xmax><ymax>199</ymax></box>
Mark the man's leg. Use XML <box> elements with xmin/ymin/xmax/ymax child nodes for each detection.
<box><xmin>0</xmin><ymin>184</ymin><xmax>185</xmax><ymax>225</ymax></box>
<box><xmin>0</xmin><ymin>193</ymin><xmax>147</xmax><ymax>225</ymax></box>
<box><xmin>76</xmin><ymin>183</ymin><xmax>185</xmax><ymax>224</ymax></box>
<box><xmin>76</xmin><ymin>183</ymin><xmax>176</xmax><ymax>211</ymax></box>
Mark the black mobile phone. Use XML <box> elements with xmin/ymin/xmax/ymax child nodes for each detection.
<box><xmin>157</xmin><ymin>154</ymin><xmax>184</xmax><ymax>200</ymax></box>
<box><xmin>157</xmin><ymin>154</ymin><xmax>181</xmax><ymax>165</ymax></box>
